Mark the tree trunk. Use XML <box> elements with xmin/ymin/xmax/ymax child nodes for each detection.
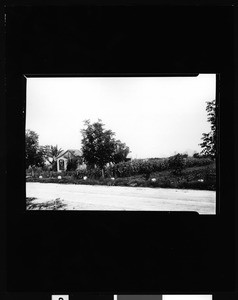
<box><xmin>101</xmin><ymin>168</ymin><xmax>105</xmax><ymax>178</ymax></box>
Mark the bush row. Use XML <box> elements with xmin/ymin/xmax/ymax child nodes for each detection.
<box><xmin>26</xmin><ymin>156</ymin><xmax>214</xmax><ymax>179</ymax></box>
<box><xmin>26</xmin><ymin>176</ymin><xmax>216</xmax><ymax>190</ymax></box>
<box><xmin>184</xmin><ymin>157</ymin><xmax>214</xmax><ymax>168</ymax></box>
<box><xmin>108</xmin><ymin>159</ymin><xmax>168</xmax><ymax>178</ymax></box>
<box><xmin>107</xmin><ymin>157</ymin><xmax>213</xmax><ymax>178</ymax></box>
<box><xmin>26</xmin><ymin>169</ymin><xmax>76</xmax><ymax>178</ymax></box>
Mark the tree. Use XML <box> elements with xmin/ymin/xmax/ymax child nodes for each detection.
<box><xmin>42</xmin><ymin>145</ymin><xmax>63</xmax><ymax>171</ymax></box>
<box><xmin>199</xmin><ymin>100</ymin><xmax>216</xmax><ymax>159</ymax></box>
<box><xmin>81</xmin><ymin>119</ymin><xmax>130</xmax><ymax>177</ymax></box>
<box><xmin>25</xmin><ymin>129</ymin><xmax>45</xmax><ymax>168</ymax></box>
<box><xmin>113</xmin><ymin>140</ymin><xmax>130</xmax><ymax>164</ymax></box>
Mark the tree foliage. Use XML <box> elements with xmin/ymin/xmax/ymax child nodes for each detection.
<box><xmin>113</xmin><ymin>140</ymin><xmax>130</xmax><ymax>164</ymax></box>
<box><xmin>81</xmin><ymin>120</ymin><xmax>130</xmax><ymax>175</ymax></box>
<box><xmin>199</xmin><ymin>100</ymin><xmax>216</xmax><ymax>159</ymax></box>
<box><xmin>42</xmin><ymin>145</ymin><xmax>63</xmax><ymax>171</ymax></box>
<box><xmin>25</xmin><ymin>129</ymin><xmax>45</xmax><ymax>168</ymax></box>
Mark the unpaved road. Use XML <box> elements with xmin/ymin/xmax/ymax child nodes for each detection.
<box><xmin>26</xmin><ymin>182</ymin><xmax>216</xmax><ymax>214</ymax></box>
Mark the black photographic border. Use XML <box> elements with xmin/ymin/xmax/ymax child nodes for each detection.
<box><xmin>3</xmin><ymin>1</ymin><xmax>237</xmax><ymax>297</ymax></box>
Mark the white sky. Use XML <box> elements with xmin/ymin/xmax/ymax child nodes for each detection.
<box><xmin>26</xmin><ymin>75</ymin><xmax>216</xmax><ymax>159</ymax></box>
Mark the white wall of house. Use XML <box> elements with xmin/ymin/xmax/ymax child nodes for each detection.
<box><xmin>57</xmin><ymin>157</ymin><xmax>68</xmax><ymax>172</ymax></box>
<box><xmin>56</xmin><ymin>157</ymin><xmax>87</xmax><ymax>172</ymax></box>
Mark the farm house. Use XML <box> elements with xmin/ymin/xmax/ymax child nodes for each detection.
<box><xmin>56</xmin><ymin>149</ymin><xmax>86</xmax><ymax>172</ymax></box>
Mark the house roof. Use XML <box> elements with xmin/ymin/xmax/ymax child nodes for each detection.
<box><xmin>57</xmin><ymin>149</ymin><xmax>82</xmax><ymax>159</ymax></box>
<box><xmin>68</xmin><ymin>149</ymin><xmax>82</xmax><ymax>157</ymax></box>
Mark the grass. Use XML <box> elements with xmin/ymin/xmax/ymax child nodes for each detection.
<box><xmin>26</xmin><ymin>163</ymin><xmax>216</xmax><ymax>191</ymax></box>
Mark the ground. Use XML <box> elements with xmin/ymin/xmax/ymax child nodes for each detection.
<box><xmin>26</xmin><ymin>182</ymin><xmax>216</xmax><ymax>214</ymax></box>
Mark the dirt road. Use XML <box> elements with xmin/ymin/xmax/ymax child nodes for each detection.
<box><xmin>26</xmin><ymin>182</ymin><xmax>216</xmax><ymax>214</ymax></box>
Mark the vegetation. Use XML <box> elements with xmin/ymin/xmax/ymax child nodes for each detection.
<box><xmin>25</xmin><ymin>129</ymin><xmax>45</xmax><ymax>169</ymax></box>
<box><xmin>26</xmin><ymin>130</ymin><xmax>65</xmax><ymax>171</ymax></box>
<box><xmin>66</xmin><ymin>159</ymin><xmax>78</xmax><ymax>171</ymax></box>
<box><xmin>113</xmin><ymin>139</ymin><xmax>130</xmax><ymax>164</ymax></box>
<box><xmin>26</xmin><ymin>154</ymin><xmax>216</xmax><ymax>190</ymax></box>
<box><xmin>26</xmin><ymin>104</ymin><xmax>217</xmax><ymax>191</ymax></box>
<box><xmin>168</xmin><ymin>153</ymin><xmax>185</xmax><ymax>175</ymax></box>
<box><xmin>199</xmin><ymin>99</ymin><xmax>217</xmax><ymax>159</ymax></box>
<box><xmin>81</xmin><ymin>119</ymin><xmax>130</xmax><ymax>177</ymax></box>
<box><xmin>42</xmin><ymin>145</ymin><xmax>63</xmax><ymax>171</ymax></box>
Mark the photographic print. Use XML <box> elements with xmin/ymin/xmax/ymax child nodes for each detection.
<box><xmin>25</xmin><ymin>75</ymin><xmax>216</xmax><ymax>213</ymax></box>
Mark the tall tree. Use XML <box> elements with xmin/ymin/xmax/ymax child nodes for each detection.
<box><xmin>25</xmin><ymin>129</ymin><xmax>45</xmax><ymax>168</ymax></box>
<box><xmin>199</xmin><ymin>100</ymin><xmax>217</xmax><ymax>159</ymax></box>
<box><xmin>81</xmin><ymin>119</ymin><xmax>129</xmax><ymax>177</ymax></box>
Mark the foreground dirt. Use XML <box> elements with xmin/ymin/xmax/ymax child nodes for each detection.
<box><xmin>26</xmin><ymin>182</ymin><xmax>216</xmax><ymax>214</ymax></box>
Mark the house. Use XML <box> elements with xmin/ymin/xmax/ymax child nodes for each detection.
<box><xmin>56</xmin><ymin>149</ymin><xmax>86</xmax><ymax>172</ymax></box>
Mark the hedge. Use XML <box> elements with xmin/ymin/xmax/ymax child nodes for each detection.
<box><xmin>26</xmin><ymin>156</ymin><xmax>214</xmax><ymax>180</ymax></box>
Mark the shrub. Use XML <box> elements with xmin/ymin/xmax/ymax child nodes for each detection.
<box><xmin>78</xmin><ymin>178</ymin><xmax>101</xmax><ymax>185</ymax></box>
<box><xmin>128</xmin><ymin>178</ymin><xmax>147</xmax><ymax>187</ymax></box>
<box><xmin>193</xmin><ymin>152</ymin><xmax>200</xmax><ymax>158</ymax></box>
<box><xmin>168</xmin><ymin>154</ymin><xmax>185</xmax><ymax>175</ymax></box>
<box><xmin>87</xmin><ymin>167</ymin><xmax>102</xmax><ymax>179</ymax></box>
<box><xmin>113</xmin><ymin>161</ymin><xmax>132</xmax><ymax>177</ymax></box>
<box><xmin>66</xmin><ymin>159</ymin><xmax>78</xmax><ymax>171</ymax></box>
<box><xmin>104</xmin><ymin>165</ymin><xmax>114</xmax><ymax>178</ymax></box>
<box><xmin>27</xmin><ymin>166</ymin><xmax>44</xmax><ymax>178</ymax></box>
<box><xmin>103</xmin><ymin>178</ymin><xmax>115</xmax><ymax>186</ymax></box>
<box><xmin>184</xmin><ymin>157</ymin><xmax>213</xmax><ymax>168</ymax></box>
<box><xmin>73</xmin><ymin>167</ymin><xmax>102</xmax><ymax>179</ymax></box>
<box><xmin>139</xmin><ymin>161</ymin><xmax>153</xmax><ymax>178</ymax></box>
<box><xmin>114</xmin><ymin>178</ymin><xmax>129</xmax><ymax>186</ymax></box>
<box><xmin>159</xmin><ymin>178</ymin><xmax>173</xmax><ymax>188</ymax></box>
<box><xmin>64</xmin><ymin>170</ymin><xmax>75</xmax><ymax>177</ymax></box>
<box><xmin>178</xmin><ymin>180</ymin><xmax>215</xmax><ymax>190</ymax></box>
<box><xmin>47</xmin><ymin>171</ymin><xmax>62</xmax><ymax>178</ymax></box>
<box><xmin>73</xmin><ymin>169</ymin><xmax>88</xmax><ymax>179</ymax></box>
